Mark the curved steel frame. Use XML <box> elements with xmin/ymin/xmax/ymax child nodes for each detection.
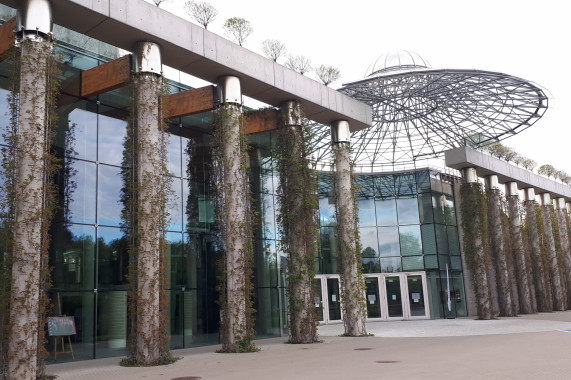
<box><xmin>311</xmin><ymin>68</ymin><xmax>548</xmax><ymax>172</ymax></box>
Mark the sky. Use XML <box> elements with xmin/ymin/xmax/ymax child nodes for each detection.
<box><xmin>151</xmin><ymin>0</ymin><xmax>570</xmax><ymax>175</ymax></box>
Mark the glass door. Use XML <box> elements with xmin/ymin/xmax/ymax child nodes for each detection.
<box><xmin>365</xmin><ymin>277</ymin><xmax>382</xmax><ymax>319</ymax></box>
<box><xmin>384</xmin><ymin>276</ymin><xmax>404</xmax><ymax>319</ymax></box>
<box><xmin>406</xmin><ymin>274</ymin><xmax>426</xmax><ymax>317</ymax></box>
<box><xmin>313</xmin><ymin>278</ymin><xmax>324</xmax><ymax>322</ymax></box>
<box><xmin>326</xmin><ymin>277</ymin><xmax>342</xmax><ymax>322</ymax></box>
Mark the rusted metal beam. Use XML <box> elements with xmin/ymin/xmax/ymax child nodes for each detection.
<box><xmin>80</xmin><ymin>55</ymin><xmax>131</xmax><ymax>98</ymax></box>
<box><xmin>0</xmin><ymin>18</ymin><xmax>16</xmax><ymax>60</ymax></box>
<box><xmin>244</xmin><ymin>108</ymin><xmax>278</xmax><ymax>135</ymax></box>
<box><xmin>162</xmin><ymin>85</ymin><xmax>215</xmax><ymax>119</ymax></box>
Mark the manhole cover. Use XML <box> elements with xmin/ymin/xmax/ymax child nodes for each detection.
<box><xmin>354</xmin><ymin>348</ymin><xmax>373</xmax><ymax>351</ymax></box>
<box><xmin>171</xmin><ymin>377</ymin><xmax>202</xmax><ymax>380</ymax></box>
<box><xmin>375</xmin><ymin>360</ymin><xmax>399</xmax><ymax>364</ymax></box>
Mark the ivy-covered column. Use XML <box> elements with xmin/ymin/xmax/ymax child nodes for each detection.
<box><xmin>554</xmin><ymin>198</ymin><xmax>571</xmax><ymax>308</ymax></box>
<box><xmin>506</xmin><ymin>182</ymin><xmax>534</xmax><ymax>314</ymax></box>
<box><xmin>276</xmin><ymin>101</ymin><xmax>319</xmax><ymax>344</ymax></box>
<box><xmin>539</xmin><ymin>193</ymin><xmax>566</xmax><ymax>311</ymax></box>
<box><xmin>8</xmin><ymin>2</ymin><xmax>54</xmax><ymax>379</ymax></box>
<box><xmin>459</xmin><ymin>168</ymin><xmax>493</xmax><ymax>319</ymax></box>
<box><xmin>214</xmin><ymin>76</ymin><xmax>256</xmax><ymax>352</ymax></box>
<box><xmin>331</xmin><ymin>120</ymin><xmax>367</xmax><ymax>336</ymax></box>
<box><xmin>130</xmin><ymin>41</ymin><xmax>172</xmax><ymax>364</ymax></box>
<box><xmin>485</xmin><ymin>175</ymin><xmax>515</xmax><ymax>316</ymax></box>
<box><xmin>523</xmin><ymin>188</ymin><xmax>553</xmax><ymax>312</ymax></box>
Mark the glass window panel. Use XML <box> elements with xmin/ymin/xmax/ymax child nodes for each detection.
<box><xmin>438</xmin><ymin>254</ymin><xmax>451</xmax><ymax>270</ymax></box>
<box><xmin>378</xmin><ymin>226</ymin><xmax>399</xmax><ymax>257</ymax></box>
<box><xmin>448</xmin><ymin>226</ymin><xmax>460</xmax><ymax>255</ymax></box>
<box><xmin>402</xmin><ymin>256</ymin><xmax>424</xmax><ymax>271</ymax></box>
<box><xmin>375</xmin><ymin>198</ymin><xmax>397</xmax><ymax>226</ymax></box>
<box><xmin>168</xmin><ymin>289</ymin><xmax>183</xmax><ymax>349</ymax></box>
<box><xmin>165</xmin><ymin>126</ymin><xmax>182</xmax><ymax>177</ymax></box>
<box><xmin>184</xmin><ymin>180</ymin><xmax>214</xmax><ymax>233</ymax></box>
<box><xmin>436</xmin><ymin>225</ymin><xmax>449</xmax><ymax>255</ymax></box>
<box><xmin>432</xmin><ymin>193</ymin><xmax>446</xmax><ymax>224</ymax></box>
<box><xmin>183</xmin><ymin>130</ymin><xmax>211</xmax><ymax>182</ymax></box>
<box><xmin>421</xmin><ymin>224</ymin><xmax>437</xmax><ymax>255</ymax></box>
<box><xmin>257</xmin><ymin>193</ymin><xmax>276</xmax><ymax>240</ymax></box>
<box><xmin>407</xmin><ymin>275</ymin><xmax>426</xmax><ymax>316</ymax></box>
<box><xmin>250</xmin><ymin>147</ymin><xmax>274</xmax><ymax>194</ymax></box>
<box><xmin>418</xmin><ymin>193</ymin><xmax>433</xmax><ymax>223</ymax></box>
<box><xmin>254</xmin><ymin>287</ymin><xmax>281</xmax><ymax>337</ymax></box>
<box><xmin>66</xmin><ymin>159</ymin><xmax>97</xmax><ymax>224</ymax></box>
<box><xmin>365</xmin><ymin>277</ymin><xmax>381</xmax><ymax>318</ymax></box>
<box><xmin>415</xmin><ymin>170</ymin><xmax>431</xmax><ymax>193</ymax></box>
<box><xmin>356</xmin><ymin>175</ymin><xmax>374</xmax><ymax>198</ymax></box>
<box><xmin>254</xmin><ymin>239</ymin><xmax>277</xmax><ymax>287</ymax></box>
<box><xmin>444</xmin><ymin>197</ymin><xmax>457</xmax><ymax>225</ymax></box>
<box><xmin>358</xmin><ymin>198</ymin><xmax>376</xmax><ymax>226</ymax></box>
<box><xmin>399</xmin><ymin>225</ymin><xmax>423</xmax><ymax>256</ymax></box>
<box><xmin>362</xmin><ymin>258</ymin><xmax>381</xmax><ymax>273</ymax></box>
<box><xmin>168</xmin><ymin>178</ymin><xmax>183</xmax><ymax>232</ymax></box>
<box><xmin>397</xmin><ymin>197</ymin><xmax>419</xmax><ymax>225</ymax></box>
<box><xmin>395</xmin><ymin>173</ymin><xmax>416</xmax><ymax>196</ymax></box>
<box><xmin>63</xmin><ymin>107</ymin><xmax>98</xmax><ymax>161</ymax></box>
<box><xmin>374</xmin><ymin>175</ymin><xmax>394</xmax><ymax>197</ymax></box>
<box><xmin>97</xmin><ymin>114</ymin><xmax>127</xmax><ymax>167</ymax></box>
<box><xmin>442</xmin><ymin>181</ymin><xmax>453</xmax><ymax>196</ymax></box>
<box><xmin>450</xmin><ymin>255</ymin><xmax>463</xmax><ymax>271</ymax></box>
<box><xmin>360</xmin><ymin>227</ymin><xmax>378</xmax><ymax>257</ymax></box>
<box><xmin>320</xmin><ymin>227</ymin><xmax>338</xmax><ymax>274</ymax></box>
<box><xmin>424</xmin><ymin>255</ymin><xmax>439</xmax><ymax>269</ymax></box>
<box><xmin>319</xmin><ymin>196</ymin><xmax>336</xmax><ymax>226</ymax></box>
<box><xmin>50</xmin><ymin>224</ymin><xmax>96</xmax><ymax>291</ymax></box>
<box><xmin>96</xmin><ymin>291</ymin><xmax>128</xmax><ymax>358</ymax></box>
<box><xmin>182</xmin><ymin>289</ymin><xmax>220</xmax><ymax>347</ymax></box>
<box><xmin>380</xmin><ymin>257</ymin><xmax>401</xmax><ymax>273</ymax></box>
<box><xmin>99</xmin><ymin>86</ymin><xmax>132</xmax><ymax>112</ymax></box>
<box><xmin>166</xmin><ymin>232</ymin><xmax>185</xmax><ymax>288</ymax></box>
<box><xmin>97</xmin><ymin>226</ymin><xmax>129</xmax><ymax>289</ymax></box>
<box><xmin>430</xmin><ymin>172</ymin><xmax>442</xmax><ymax>192</ymax></box>
<box><xmin>97</xmin><ymin>164</ymin><xmax>123</xmax><ymax>226</ymax></box>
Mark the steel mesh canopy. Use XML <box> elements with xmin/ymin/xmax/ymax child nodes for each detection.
<box><xmin>310</xmin><ymin>51</ymin><xmax>548</xmax><ymax>172</ymax></box>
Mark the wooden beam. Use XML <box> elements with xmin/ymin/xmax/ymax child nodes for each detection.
<box><xmin>244</xmin><ymin>108</ymin><xmax>278</xmax><ymax>135</ymax></box>
<box><xmin>162</xmin><ymin>86</ymin><xmax>215</xmax><ymax>119</ymax></box>
<box><xmin>81</xmin><ymin>55</ymin><xmax>131</xmax><ymax>98</ymax></box>
<box><xmin>0</xmin><ymin>18</ymin><xmax>16</xmax><ymax>60</ymax></box>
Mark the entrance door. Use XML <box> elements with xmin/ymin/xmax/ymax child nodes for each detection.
<box><xmin>384</xmin><ymin>275</ymin><xmax>404</xmax><ymax>319</ymax></box>
<box><xmin>365</xmin><ymin>277</ymin><xmax>382</xmax><ymax>319</ymax></box>
<box><xmin>314</xmin><ymin>275</ymin><xmax>342</xmax><ymax>324</ymax></box>
<box><xmin>405</xmin><ymin>274</ymin><xmax>427</xmax><ymax>318</ymax></box>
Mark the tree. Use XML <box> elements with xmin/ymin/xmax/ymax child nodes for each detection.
<box><xmin>151</xmin><ymin>0</ymin><xmax>170</xmax><ymax>7</ymax></box>
<box><xmin>223</xmin><ymin>17</ymin><xmax>253</xmax><ymax>46</ymax></box>
<box><xmin>520</xmin><ymin>158</ymin><xmax>537</xmax><ymax>171</ymax></box>
<box><xmin>184</xmin><ymin>1</ymin><xmax>218</xmax><ymax>30</ymax></box>
<box><xmin>315</xmin><ymin>64</ymin><xmax>341</xmax><ymax>86</ymax></box>
<box><xmin>285</xmin><ymin>55</ymin><xmax>312</xmax><ymax>75</ymax></box>
<box><xmin>538</xmin><ymin>164</ymin><xmax>556</xmax><ymax>178</ymax></box>
<box><xmin>261</xmin><ymin>39</ymin><xmax>286</xmax><ymax>62</ymax></box>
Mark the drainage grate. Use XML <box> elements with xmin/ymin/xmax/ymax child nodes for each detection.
<box><xmin>375</xmin><ymin>360</ymin><xmax>399</xmax><ymax>364</ymax></box>
<box><xmin>354</xmin><ymin>348</ymin><xmax>373</xmax><ymax>351</ymax></box>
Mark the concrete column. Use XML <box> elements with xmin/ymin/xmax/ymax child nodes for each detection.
<box><xmin>331</xmin><ymin>120</ymin><xmax>366</xmax><ymax>336</ymax></box>
<box><xmin>133</xmin><ymin>41</ymin><xmax>164</xmax><ymax>363</ymax></box>
<box><xmin>278</xmin><ymin>101</ymin><xmax>318</xmax><ymax>343</ymax></box>
<box><xmin>8</xmin><ymin>2</ymin><xmax>53</xmax><ymax>379</ymax></box>
<box><xmin>459</xmin><ymin>168</ymin><xmax>493</xmax><ymax>319</ymax></box>
<box><xmin>506</xmin><ymin>182</ymin><xmax>534</xmax><ymax>313</ymax></box>
<box><xmin>524</xmin><ymin>188</ymin><xmax>553</xmax><ymax>312</ymax></box>
<box><xmin>554</xmin><ymin>197</ymin><xmax>571</xmax><ymax>308</ymax></box>
<box><xmin>540</xmin><ymin>193</ymin><xmax>566</xmax><ymax>311</ymax></box>
<box><xmin>485</xmin><ymin>176</ymin><xmax>515</xmax><ymax>316</ymax></box>
<box><xmin>216</xmin><ymin>75</ymin><xmax>250</xmax><ymax>351</ymax></box>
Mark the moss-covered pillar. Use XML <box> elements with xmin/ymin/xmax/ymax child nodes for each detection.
<box><xmin>485</xmin><ymin>175</ymin><xmax>515</xmax><ymax>316</ymax></box>
<box><xmin>8</xmin><ymin>2</ymin><xmax>53</xmax><ymax>379</ymax></box>
<box><xmin>277</xmin><ymin>101</ymin><xmax>319</xmax><ymax>343</ymax></box>
<box><xmin>133</xmin><ymin>41</ymin><xmax>165</xmax><ymax>363</ymax></box>
<box><xmin>506</xmin><ymin>182</ymin><xmax>534</xmax><ymax>314</ymax></box>
<box><xmin>459</xmin><ymin>168</ymin><xmax>493</xmax><ymax>319</ymax></box>
<box><xmin>215</xmin><ymin>76</ymin><xmax>254</xmax><ymax>352</ymax></box>
<box><xmin>331</xmin><ymin>120</ymin><xmax>366</xmax><ymax>336</ymax></box>
<box><xmin>539</xmin><ymin>193</ymin><xmax>566</xmax><ymax>311</ymax></box>
<box><xmin>554</xmin><ymin>197</ymin><xmax>571</xmax><ymax>308</ymax></box>
<box><xmin>523</xmin><ymin>188</ymin><xmax>553</xmax><ymax>312</ymax></box>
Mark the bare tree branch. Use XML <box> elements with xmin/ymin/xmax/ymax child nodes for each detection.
<box><xmin>315</xmin><ymin>64</ymin><xmax>341</xmax><ymax>86</ymax></box>
<box><xmin>185</xmin><ymin>1</ymin><xmax>218</xmax><ymax>30</ymax></box>
<box><xmin>285</xmin><ymin>54</ymin><xmax>312</xmax><ymax>75</ymax></box>
<box><xmin>261</xmin><ymin>39</ymin><xmax>287</xmax><ymax>62</ymax></box>
<box><xmin>223</xmin><ymin>17</ymin><xmax>253</xmax><ymax>46</ymax></box>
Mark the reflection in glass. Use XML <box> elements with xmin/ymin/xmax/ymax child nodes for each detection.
<box><xmin>380</xmin><ymin>257</ymin><xmax>402</xmax><ymax>273</ymax></box>
<box><xmin>51</xmin><ymin>224</ymin><xmax>96</xmax><ymax>291</ymax></box>
<box><xmin>415</xmin><ymin>170</ymin><xmax>431</xmax><ymax>193</ymax></box>
<box><xmin>385</xmin><ymin>276</ymin><xmax>403</xmax><ymax>317</ymax></box>
<box><xmin>399</xmin><ymin>225</ymin><xmax>422</xmax><ymax>256</ymax></box>
<box><xmin>358</xmin><ymin>198</ymin><xmax>376</xmax><ymax>226</ymax></box>
<box><xmin>165</xmin><ymin>126</ymin><xmax>182</xmax><ymax>177</ymax></box>
<box><xmin>395</xmin><ymin>173</ymin><xmax>416</xmax><ymax>196</ymax></box>
<box><xmin>96</xmin><ymin>291</ymin><xmax>127</xmax><ymax>358</ymax></box>
<box><xmin>448</xmin><ymin>226</ymin><xmax>460</xmax><ymax>255</ymax></box>
<box><xmin>98</xmin><ymin>114</ymin><xmax>127</xmax><ymax>166</ymax></box>
<box><xmin>375</xmin><ymin>198</ymin><xmax>397</xmax><ymax>226</ymax></box>
<box><xmin>402</xmin><ymin>256</ymin><xmax>424</xmax><ymax>271</ymax></box>
<box><xmin>168</xmin><ymin>178</ymin><xmax>183</xmax><ymax>232</ymax></box>
<box><xmin>63</xmin><ymin>107</ymin><xmax>98</xmax><ymax>161</ymax></box>
<box><xmin>254</xmin><ymin>287</ymin><xmax>280</xmax><ymax>337</ymax></box>
<box><xmin>66</xmin><ymin>159</ymin><xmax>97</xmax><ymax>224</ymax></box>
<box><xmin>397</xmin><ymin>197</ymin><xmax>419</xmax><ymax>225</ymax></box>
<box><xmin>97</xmin><ymin>227</ymin><xmax>128</xmax><ymax>289</ymax></box>
<box><xmin>257</xmin><ymin>193</ymin><xmax>276</xmax><ymax>239</ymax></box>
<box><xmin>360</xmin><ymin>227</ymin><xmax>378</xmax><ymax>257</ymax></box>
<box><xmin>435</xmin><ymin>225</ymin><xmax>449</xmax><ymax>255</ymax></box>
<box><xmin>421</xmin><ymin>224</ymin><xmax>437</xmax><ymax>255</ymax></box>
<box><xmin>320</xmin><ymin>227</ymin><xmax>338</xmax><ymax>274</ymax></box>
<box><xmin>97</xmin><ymin>165</ymin><xmax>122</xmax><ymax>226</ymax></box>
<box><xmin>417</xmin><ymin>193</ymin><xmax>433</xmax><ymax>223</ymax></box>
<box><xmin>254</xmin><ymin>239</ymin><xmax>277</xmax><ymax>287</ymax></box>
<box><xmin>319</xmin><ymin>196</ymin><xmax>336</xmax><ymax>226</ymax></box>
<box><xmin>378</xmin><ymin>226</ymin><xmax>399</xmax><ymax>257</ymax></box>
<box><xmin>362</xmin><ymin>258</ymin><xmax>381</xmax><ymax>273</ymax></box>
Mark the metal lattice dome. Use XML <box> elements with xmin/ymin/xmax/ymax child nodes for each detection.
<box><xmin>311</xmin><ymin>51</ymin><xmax>548</xmax><ymax>172</ymax></box>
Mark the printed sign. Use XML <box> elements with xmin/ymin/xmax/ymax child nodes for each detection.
<box><xmin>48</xmin><ymin>317</ymin><xmax>76</xmax><ymax>337</ymax></box>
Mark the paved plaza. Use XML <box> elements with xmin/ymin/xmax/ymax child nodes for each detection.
<box><xmin>48</xmin><ymin>311</ymin><xmax>571</xmax><ymax>380</ymax></box>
